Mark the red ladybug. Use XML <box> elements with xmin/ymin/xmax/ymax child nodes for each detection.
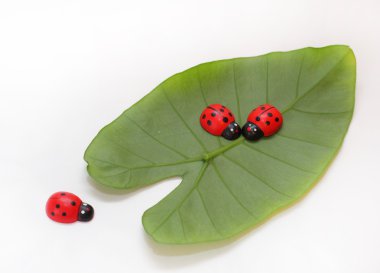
<box><xmin>242</xmin><ymin>104</ymin><xmax>283</xmax><ymax>141</ymax></box>
<box><xmin>200</xmin><ymin>104</ymin><xmax>241</xmax><ymax>140</ymax></box>
<box><xmin>46</xmin><ymin>192</ymin><xmax>94</xmax><ymax>223</ymax></box>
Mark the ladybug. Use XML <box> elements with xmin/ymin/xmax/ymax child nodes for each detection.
<box><xmin>46</xmin><ymin>192</ymin><xmax>94</xmax><ymax>223</ymax></box>
<box><xmin>242</xmin><ymin>104</ymin><xmax>283</xmax><ymax>141</ymax></box>
<box><xmin>200</xmin><ymin>104</ymin><xmax>241</xmax><ymax>140</ymax></box>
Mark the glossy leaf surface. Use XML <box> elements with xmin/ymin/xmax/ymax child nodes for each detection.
<box><xmin>85</xmin><ymin>45</ymin><xmax>356</xmax><ymax>244</ymax></box>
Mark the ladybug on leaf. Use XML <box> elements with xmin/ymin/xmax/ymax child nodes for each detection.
<box><xmin>242</xmin><ymin>104</ymin><xmax>283</xmax><ymax>141</ymax></box>
<box><xmin>199</xmin><ymin>104</ymin><xmax>242</xmax><ymax>140</ymax></box>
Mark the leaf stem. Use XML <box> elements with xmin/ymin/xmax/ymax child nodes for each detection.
<box><xmin>203</xmin><ymin>138</ymin><xmax>244</xmax><ymax>161</ymax></box>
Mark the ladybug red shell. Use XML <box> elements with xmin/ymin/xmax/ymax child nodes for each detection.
<box><xmin>46</xmin><ymin>192</ymin><xmax>94</xmax><ymax>223</ymax></box>
<box><xmin>200</xmin><ymin>104</ymin><xmax>241</xmax><ymax>140</ymax></box>
<box><xmin>242</xmin><ymin>104</ymin><xmax>283</xmax><ymax>141</ymax></box>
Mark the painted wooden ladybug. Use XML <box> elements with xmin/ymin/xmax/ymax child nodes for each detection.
<box><xmin>46</xmin><ymin>192</ymin><xmax>94</xmax><ymax>223</ymax></box>
<box><xmin>242</xmin><ymin>104</ymin><xmax>283</xmax><ymax>141</ymax></box>
<box><xmin>200</xmin><ymin>104</ymin><xmax>241</xmax><ymax>140</ymax></box>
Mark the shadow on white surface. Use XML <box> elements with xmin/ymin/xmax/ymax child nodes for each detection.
<box><xmin>144</xmin><ymin>233</ymin><xmax>236</xmax><ymax>268</ymax></box>
<box><xmin>140</xmin><ymin>216</ymin><xmax>286</xmax><ymax>270</ymax></box>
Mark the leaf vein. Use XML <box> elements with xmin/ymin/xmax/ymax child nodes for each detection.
<box><xmin>242</xmin><ymin>142</ymin><xmax>317</xmax><ymax>175</ymax></box>
<box><xmin>125</xmin><ymin>116</ymin><xmax>189</xmax><ymax>159</ymax></box>
<box><xmin>196</xmin><ymin>188</ymin><xmax>222</xmax><ymax>235</ymax></box>
<box><xmin>177</xmin><ymin>210</ymin><xmax>187</xmax><ymax>241</ymax></box>
<box><xmin>99</xmin><ymin>168</ymin><xmax>131</xmax><ymax>179</ymax></box>
<box><xmin>281</xmin><ymin>50</ymin><xmax>351</xmax><ymax>113</ymax></box>
<box><xmin>161</xmin><ymin>87</ymin><xmax>208</xmax><ymax>152</ymax></box>
<box><xmin>266</xmin><ymin>55</ymin><xmax>269</xmax><ymax>103</ymax></box>
<box><xmin>152</xmin><ymin>162</ymin><xmax>209</xmax><ymax>234</ymax></box>
<box><xmin>88</xmin><ymin>156</ymin><xmax>203</xmax><ymax>177</ymax></box>
<box><xmin>196</xmin><ymin>68</ymin><xmax>223</xmax><ymax>148</ymax></box>
<box><xmin>222</xmin><ymin>154</ymin><xmax>293</xmax><ymax>199</ymax></box>
<box><xmin>104</xmin><ymin>136</ymin><xmax>155</xmax><ymax>164</ymax></box>
<box><xmin>276</xmin><ymin>134</ymin><xmax>335</xmax><ymax>149</ymax></box>
<box><xmin>295</xmin><ymin>53</ymin><xmax>305</xmax><ymax>98</ymax></box>
<box><xmin>211</xmin><ymin>162</ymin><xmax>257</xmax><ymax>218</ymax></box>
<box><xmin>291</xmin><ymin>108</ymin><xmax>352</xmax><ymax>115</ymax></box>
<box><xmin>196</xmin><ymin>67</ymin><xmax>209</xmax><ymax>107</ymax></box>
<box><xmin>232</xmin><ymin>60</ymin><xmax>242</xmax><ymax>122</ymax></box>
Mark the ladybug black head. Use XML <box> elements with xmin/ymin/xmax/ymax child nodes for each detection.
<box><xmin>242</xmin><ymin>122</ymin><xmax>264</xmax><ymax>141</ymax></box>
<box><xmin>222</xmin><ymin>122</ymin><xmax>242</xmax><ymax>140</ymax></box>
<box><xmin>78</xmin><ymin>203</ymin><xmax>94</xmax><ymax>222</ymax></box>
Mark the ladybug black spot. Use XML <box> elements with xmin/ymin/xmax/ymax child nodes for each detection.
<box><xmin>207</xmin><ymin>120</ymin><xmax>212</xmax><ymax>126</ymax></box>
<box><xmin>51</xmin><ymin>212</ymin><xmax>55</xmax><ymax>216</ymax></box>
<box><xmin>223</xmin><ymin>117</ymin><xmax>228</xmax><ymax>123</ymax></box>
<box><xmin>71</xmin><ymin>201</ymin><xmax>76</xmax><ymax>206</ymax></box>
<box><xmin>228</xmin><ymin>112</ymin><xmax>232</xmax><ymax>117</ymax></box>
<box><xmin>60</xmin><ymin>193</ymin><xmax>65</xmax><ymax>196</ymax></box>
<box><xmin>266</xmin><ymin>121</ymin><xmax>270</xmax><ymax>125</ymax></box>
<box><xmin>268</xmin><ymin>113</ymin><xmax>273</xmax><ymax>117</ymax></box>
<box><xmin>261</xmin><ymin>107</ymin><xmax>265</xmax><ymax>110</ymax></box>
<box><xmin>62</xmin><ymin>212</ymin><xmax>67</xmax><ymax>216</ymax></box>
<box><xmin>275</xmin><ymin>117</ymin><xmax>279</xmax><ymax>122</ymax></box>
<box><xmin>202</xmin><ymin>114</ymin><xmax>206</xmax><ymax>119</ymax></box>
<box><xmin>220</xmin><ymin>108</ymin><xmax>224</xmax><ymax>112</ymax></box>
<box><xmin>222</xmin><ymin>105</ymin><xmax>226</xmax><ymax>108</ymax></box>
<box><xmin>55</xmin><ymin>204</ymin><xmax>60</xmax><ymax>209</ymax></box>
<box><xmin>256</xmin><ymin>117</ymin><xmax>261</xmax><ymax>121</ymax></box>
<box><xmin>211</xmin><ymin>112</ymin><xmax>216</xmax><ymax>117</ymax></box>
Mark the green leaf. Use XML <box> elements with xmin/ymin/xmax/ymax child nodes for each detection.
<box><xmin>84</xmin><ymin>45</ymin><xmax>356</xmax><ymax>244</ymax></box>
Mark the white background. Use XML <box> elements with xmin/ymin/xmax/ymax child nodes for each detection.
<box><xmin>0</xmin><ymin>0</ymin><xmax>379</xmax><ymax>272</ymax></box>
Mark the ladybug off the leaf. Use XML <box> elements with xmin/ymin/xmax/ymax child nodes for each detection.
<box><xmin>46</xmin><ymin>192</ymin><xmax>94</xmax><ymax>223</ymax></box>
<box><xmin>200</xmin><ymin>104</ymin><xmax>241</xmax><ymax>140</ymax></box>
